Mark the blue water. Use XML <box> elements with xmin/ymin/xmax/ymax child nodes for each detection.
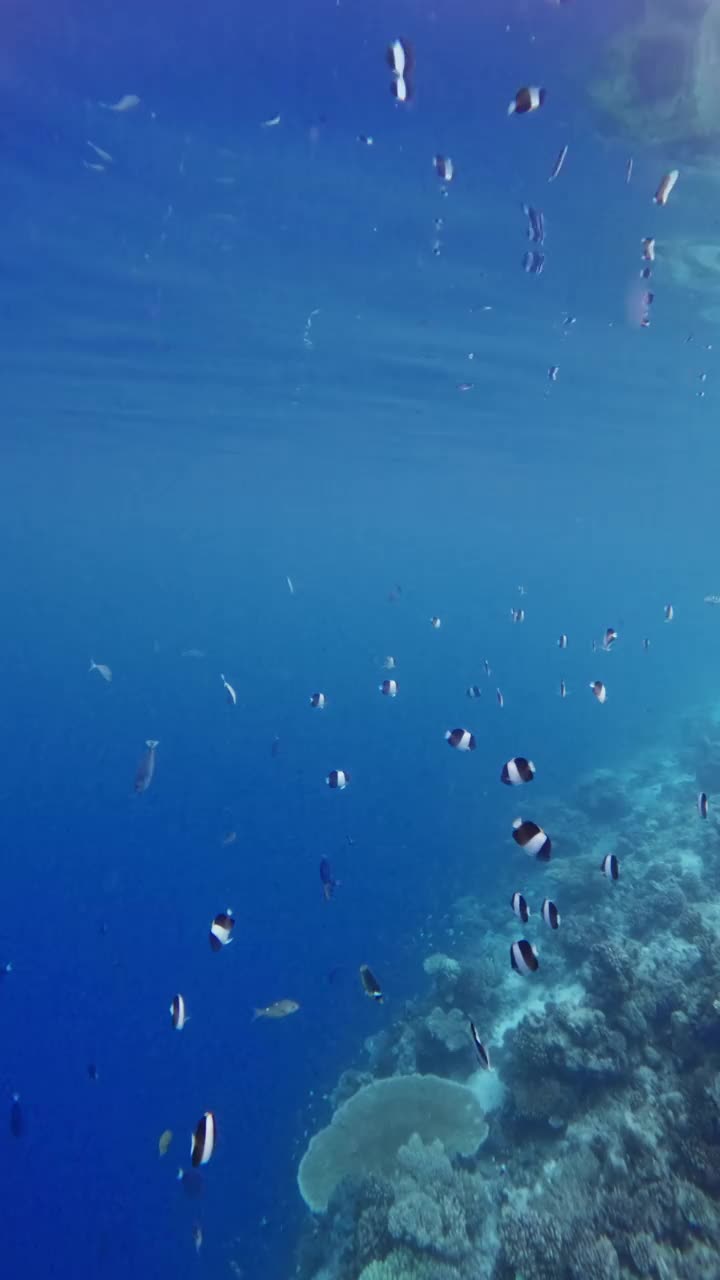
<box><xmin>2</xmin><ymin>0</ymin><xmax>720</xmax><ymax>1276</ymax></box>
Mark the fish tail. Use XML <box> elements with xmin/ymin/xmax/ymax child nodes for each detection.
<box><xmin>89</xmin><ymin>659</ymin><xmax>96</xmax><ymax>670</ymax></box>
<box><xmin>146</xmin><ymin>740</ymin><xmax>159</xmax><ymax>748</ymax></box>
<box><xmin>252</xmin><ymin>1009</ymin><xmax>264</xmax><ymax>1022</ymax></box>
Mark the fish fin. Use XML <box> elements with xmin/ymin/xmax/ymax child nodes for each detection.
<box><xmin>89</xmin><ymin>660</ymin><xmax>96</xmax><ymax>671</ymax></box>
<box><xmin>252</xmin><ymin>1009</ymin><xmax>264</xmax><ymax>1021</ymax></box>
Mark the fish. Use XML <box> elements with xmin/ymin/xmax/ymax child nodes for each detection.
<box><xmin>430</xmin><ymin>616</ymin><xmax>442</xmax><ymax>629</ymax></box>
<box><xmin>484</xmin><ymin>660</ymin><xmax>491</xmax><ymax>677</ymax></box>
<box><xmin>209</xmin><ymin>910</ymin><xmax>235</xmax><ymax>951</ymax></box>
<box><xmin>548</xmin><ymin>366</ymin><xmax>560</xmax><ymax>383</ymax></box>
<box><xmin>522</xmin><ymin>250</ymin><xmax>545</xmax><ymax>275</ymax></box>
<box><xmin>221</xmin><ymin>831</ymin><xmax>237</xmax><ymax>846</ymax></box>
<box><xmin>83</xmin><ymin>161</ymin><xmax>106</xmax><ymax>172</ymax></box>
<box><xmin>177</xmin><ymin>1167</ymin><xmax>204</xmax><ymax>1198</ymax></box>
<box><xmin>310</xmin><ymin>692</ymin><xmax>327</xmax><ymax>709</ymax></box>
<box><xmin>496</xmin><ymin>688</ymin><xmax>504</xmax><ymax>708</ymax></box>
<box><xmin>510</xmin><ymin>940</ymin><xmax>539</xmax><ymax>974</ymax></box>
<box><xmin>191</xmin><ymin>1111</ymin><xmax>216</xmax><ymax>1167</ymax></box>
<box><xmin>654</xmin><ymin>169</ymin><xmax>679</xmax><ymax>206</ymax></box>
<box><xmin>379</xmin><ymin>678</ymin><xmax>398</xmax><ymax>697</ymax></box>
<box><xmin>541</xmin><ymin>898</ymin><xmax>561</xmax><ymax>929</ymax></box>
<box><xmin>319</xmin><ymin>857</ymin><xmax>340</xmax><ymax>901</ymax></box>
<box><xmin>466</xmin><ymin>685</ymin><xmax>483</xmax><ymax>699</ymax></box>
<box><xmin>286</xmin><ymin>575</ymin><xmax>295</xmax><ymax>594</ymax></box>
<box><xmin>501</xmin><ymin>757</ymin><xmax>536</xmax><ymax>786</ymax></box>
<box><xmin>359</xmin><ymin>964</ymin><xmax>383</xmax><ymax>1001</ymax></box>
<box><xmin>252</xmin><ymin>999</ymin><xmax>300</xmax><ymax>1021</ymax></box>
<box><xmin>548</xmin><ymin>143</ymin><xmax>568</xmax><ymax>182</ymax></box>
<box><xmin>704</xmin><ymin>595</ymin><xmax>720</xmax><ymax>605</ymax></box>
<box><xmin>601</xmin><ymin>853</ymin><xmax>619</xmax><ymax>881</ymax></box>
<box><xmin>86</xmin><ymin>1063</ymin><xmax>99</xmax><ymax>1082</ymax></box>
<box><xmin>181</xmin><ymin>648</ymin><xmax>206</xmax><ymax>658</ymax></box>
<box><xmin>508</xmin><ymin>86</ymin><xmax>546</xmax><ymax>115</ymax></box>
<box><xmin>89</xmin><ymin>659</ymin><xmax>112</xmax><ymax>682</ymax></box>
<box><xmin>193</xmin><ymin>1223</ymin><xmax>203</xmax><ymax>1254</ymax></box>
<box><xmin>158</xmin><ymin>1129</ymin><xmax>173</xmax><ymax>1156</ymax></box>
<box><xmin>625</xmin><ymin>156</ymin><xmax>634</xmax><ymax>184</ymax></box>
<box><xmin>558</xmin><ymin>633</ymin><xmax>568</xmax><ymax>648</ymax></box>
<box><xmin>664</xmin><ymin>604</ymin><xmax>674</xmax><ymax>621</ymax></box>
<box><xmin>559</xmin><ymin>679</ymin><xmax>568</xmax><ymax>699</ymax></box>
<box><xmin>220</xmin><ymin>674</ymin><xmax>237</xmax><ymax>705</ymax></box>
<box><xmin>511</xmin><ymin>891</ymin><xmax>530</xmax><ymax>924</ymax></box>
<box><xmin>641</xmin><ymin>237</ymin><xmax>656</xmax><ymax>262</ymax></box>
<box><xmin>10</xmin><ymin>1093</ymin><xmax>23</xmax><ymax>1137</ymax></box>
<box><xmin>0</xmin><ymin>962</ymin><xmax>12</xmax><ymax>979</ymax></box>
<box><xmin>590</xmin><ymin>680</ymin><xmax>607</xmax><ymax>704</ymax></box>
<box><xmin>522</xmin><ymin>204</ymin><xmax>545</xmax><ymax>245</ymax></box>
<box><xmin>445</xmin><ymin>728</ymin><xmax>476</xmax><ymax>752</ymax></box>
<box><xmin>383</xmin><ymin>656</ymin><xmax>397</xmax><ymax>669</ymax></box>
<box><xmin>86</xmin><ymin>140</ymin><xmax>113</xmax><ymax>163</ymax></box>
<box><xmin>170</xmin><ymin>994</ymin><xmax>188</xmax><ymax>1030</ymax></box>
<box><xmin>698</xmin><ymin>792</ymin><xmax>709</xmax><ymax>819</ymax></box>
<box><xmin>262</xmin><ymin>115</ymin><xmax>281</xmax><ymax>127</ymax></box>
<box><xmin>134</xmin><ymin>740</ymin><xmax>159</xmax><ymax>793</ymax></box>
<box><xmin>357</xmin><ymin>134</ymin><xmax>374</xmax><ymax>146</ymax></box>
<box><xmin>511</xmin><ymin>608</ymin><xmax>525</xmax><ymax>623</ymax></box>
<box><xmin>326</xmin><ymin>769</ymin><xmax>350</xmax><ymax>789</ymax></box>
<box><xmin>642</xmin><ymin>639</ymin><xmax>650</xmax><ymax>652</ymax></box>
<box><xmin>433</xmin><ymin>154</ymin><xmax>454</xmax><ymax>183</ymax></box>
<box><xmin>469</xmin><ymin>1021</ymin><xmax>491</xmax><ymax>1070</ymax></box>
<box><xmin>387</xmin><ymin>38</ymin><xmax>414</xmax><ymax>102</ymax></box>
<box><xmin>100</xmin><ymin>93</ymin><xmax>141</xmax><ymax>111</ymax></box>
<box><xmin>512</xmin><ymin>818</ymin><xmax>552</xmax><ymax>861</ymax></box>
<box><xmin>601</xmin><ymin>627</ymin><xmax>618</xmax><ymax>651</ymax></box>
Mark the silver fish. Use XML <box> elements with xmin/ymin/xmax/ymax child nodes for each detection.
<box><xmin>134</xmin><ymin>740</ymin><xmax>159</xmax><ymax>793</ymax></box>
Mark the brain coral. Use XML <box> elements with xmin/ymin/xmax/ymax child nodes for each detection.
<box><xmin>297</xmin><ymin>1074</ymin><xmax>488</xmax><ymax>1212</ymax></box>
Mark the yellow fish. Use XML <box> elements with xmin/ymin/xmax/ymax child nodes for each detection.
<box><xmin>158</xmin><ymin>1129</ymin><xmax>173</xmax><ymax>1157</ymax></box>
<box><xmin>253</xmin><ymin>999</ymin><xmax>300</xmax><ymax>1021</ymax></box>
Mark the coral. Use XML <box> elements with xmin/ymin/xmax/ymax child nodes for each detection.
<box><xmin>627</xmin><ymin>1231</ymin><xmax>660</xmax><ymax>1277</ymax></box>
<box><xmin>388</xmin><ymin>1191</ymin><xmax>442</xmax><ymax>1252</ymax></box>
<box><xmin>424</xmin><ymin>1006</ymin><xmax>468</xmax><ymax>1053</ymax></box>
<box><xmin>567</xmin><ymin>1229</ymin><xmax>619</xmax><ymax>1280</ymax></box>
<box><xmin>423</xmin><ymin>953</ymin><xmax>460</xmax><ymax>981</ymax></box>
<box><xmin>395</xmin><ymin>1134</ymin><xmax>453</xmax><ymax>1187</ymax></box>
<box><xmin>297</xmin><ymin>1074</ymin><xmax>488</xmax><ymax>1212</ymax></box>
<box><xmin>498</xmin><ymin>1205</ymin><xmax>564</xmax><ymax>1280</ymax></box>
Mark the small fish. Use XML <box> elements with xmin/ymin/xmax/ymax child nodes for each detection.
<box><xmin>384</xmin><ymin>656</ymin><xmax>397</xmax><ymax>670</ymax></box>
<box><xmin>433</xmin><ymin>154</ymin><xmax>454</xmax><ymax>183</ymax></box>
<box><xmin>319</xmin><ymin>857</ymin><xmax>340</xmax><ymax>901</ymax></box>
<box><xmin>625</xmin><ymin>156</ymin><xmax>634</xmax><ymax>184</ymax></box>
<box><xmin>359</xmin><ymin>964</ymin><xmax>383</xmax><ymax>1002</ymax></box>
<box><xmin>548</xmin><ymin>143</ymin><xmax>568</xmax><ymax>182</ymax></box>
<box><xmin>326</xmin><ymin>769</ymin><xmax>350</xmax><ymax>789</ymax></box>
<box><xmin>510</xmin><ymin>940</ymin><xmax>539</xmax><ymax>974</ymax></box>
<box><xmin>510</xmin><ymin>608</ymin><xmax>525</xmax><ymax>623</ymax></box>
<box><xmin>601</xmin><ymin>627</ymin><xmax>618</xmax><ymax>651</ymax></box>
<box><xmin>511</xmin><ymin>891</ymin><xmax>530</xmax><ymax>924</ymax></box>
<box><xmin>558</xmin><ymin>633</ymin><xmax>568</xmax><ymax>648</ymax></box>
<box><xmin>522</xmin><ymin>203</ymin><xmax>545</xmax><ymax>245</ymax></box>
<box><xmin>699</xmin><ymin>792</ymin><xmax>709</xmax><ymax>819</ymax></box>
<box><xmin>642</xmin><ymin>638</ymin><xmax>650</xmax><ymax>652</ymax></box>
<box><xmin>664</xmin><ymin>603</ymin><xmax>674</xmax><ymax>622</ymax></box>
<box><xmin>501</xmin><ymin>757</ymin><xmax>536</xmax><ymax>786</ymax></box>
<box><xmin>89</xmin><ymin>659</ymin><xmax>112</xmax><ymax>682</ymax></box>
<box><xmin>484</xmin><ymin>659</ymin><xmax>491</xmax><ymax>677</ymax></box>
<box><xmin>10</xmin><ymin>1093</ymin><xmax>23</xmax><ymax>1137</ymax></box>
<box><xmin>508</xmin><ymin>86</ymin><xmax>546</xmax><ymax>115</ymax></box>
<box><xmin>705</xmin><ymin>595</ymin><xmax>720</xmax><ymax>605</ymax></box>
<box><xmin>590</xmin><ymin>680</ymin><xmax>607</xmax><ymax>704</ymax></box>
<box><xmin>522</xmin><ymin>250</ymin><xmax>545</xmax><ymax>275</ymax></box>
<box><xmin>310</xmin><ymin>692</ymin><xmax>326</xmax><ymax>709</ymax></box>
<box><xmin>134</xmin><ymin>740</ymin><xmax>159</xmax><ymax>793</ymax></box>
<box><xmin>379</xmin><ymin>678</ymin><xmax>398</xmax><ymax>697</ymax></box>
<box><xmin>170</xmin><ymin>994</ymin><xmax>188</xmax><ymax>1030</ymax></box>
<box><xmin>252</xmin><ymin>999</ymin><xmax>300</xmax><ymax>1021</ymax></box>
<box><xmin>221</xmin><ymin>830</ymin><xmax>237</xmax><ymax>846</ymax></box>
<box><xmin>209</xmin><ymin>910</ymin><xmax>235</xmax><ymax>951</ymax></box>
<box><xmin>541</xmin><ymin>898</ymin><xmax>561</xmax><ymax>929</ymax></box>
<box><xmin>220</xmin><ymin>674</ymin><xmax>237</xmax><ymax>705</ymax></box>
<box><xmin>357</xmin><ymin>134</ymin><xmax>374</xmax><ymax>146</ymax></box>
<box><xmin>387</xmin><ymin>38</ymin><xmax>414</xmax><ymax>102</ymax></box>
<box><xmin>181</xmin><ymin>648</ymin><xmax>206</xmax><ymax>658</ymax></box>
<box><xmin>512</xmin><ymin>818</ymin><xmax>552</xmax><ymax>861</ymax></box>
<box><xmin>286</xmin><ymin>575</ymin><xmax>295</xmax><ymax>594</ymax></box>
<box><xmin>466</xmin><ymin>685</ymin><xmax>483</xmax><ymax>699</ymax></box>
<box><xmin>430</xmin><ymin>616</ymin><xmax>442</xmax><ymax>628</ymax></box>
<box><xmin>262</xmin><ymin>115</ymin><xmax>281</xmax><ymax>127</ymax></box>
<box><xmin>87</xmin><ymin>1063</ymin><xmax>99</xmax><ymax>1081</ymax></box>
<box><xmin>100</xmin><ymin>93</ymin><xmax>141</xmax><ymax>112</ymax></box>
<box><xmin>548</xmin><ymin>365</ymin><xmax>559</xmax><ymax>383</ymax></box>
<box><xmin>193</xmin><ymin>1223</ymin><xmax>203</xmax><ymax>1254</ymax></box>
<box><xmin>641</xmin><ymin>237</ymin><xmax>656</xmax><ymax>262</ymax></box>
<box><xmin>559</xmin><ymin>679</ymin><xmax>568</xmax><ymax>699</ymax></box>
<box><xmin>445</xmin><ymin>728</ymin><xmax>476</xmax><ymax>752</ymax></box>
<box><xmin>469</xmin><ymin>1021</ymin><xmax>491</xmax><ymax>1070</ymax></box>
<box><xmin>496</xmin><ymin>688</ymin><xmax>504</xmax><ymax>708</ymax></box>
<box><xmin>158</xmin><ymin>1129</ymin><xmax>173</xmax><ymax>1156</ymax></box>
<box><xmin>86</xmin><ymin>140</ymin><xmax>113</xmax><ymax>163</ymax></box>
<box><xmin>0</xmin><ymin>961</ymin><xmax>12</xmax><ymax>980</ymax></box>
<box><xmin>601</xmin><ymin>852</ymin><xmax>619</xmax><ymax>881</ymax></box>
<box><xmin>83</xmin><ymin>161</ymin><xmax>106</xmax><ymax>172</ymax></box>
<box><xmin>191</xmin><ymin>1111</ymin><xmax>216</xmax><ymax>1167</ymax></box>
<box><xmin>654</xmin><ymin>169</ymin><xmax>679</xmax><ymax>206</ymax></box>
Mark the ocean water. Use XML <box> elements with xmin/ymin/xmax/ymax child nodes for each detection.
<box><xmin>3</xmin><ymin>1</ymin><xmax>720</xmax><ymax>1277</ymax></box>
